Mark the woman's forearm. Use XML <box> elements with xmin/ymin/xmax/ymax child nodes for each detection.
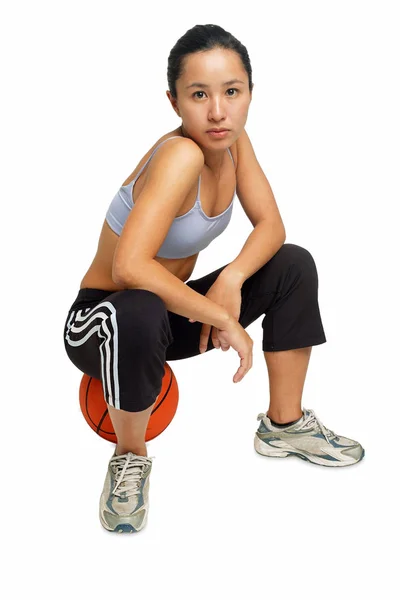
<box><xmin>113</xmin><ymin>259</ymin><xmax>233</xmax><ymax>329</ymax></box>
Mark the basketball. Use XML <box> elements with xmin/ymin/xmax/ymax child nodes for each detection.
<box><xmin>79</xmin><ymin>362</ymin><xmax>179</xmax><ymax>442</ymax></box>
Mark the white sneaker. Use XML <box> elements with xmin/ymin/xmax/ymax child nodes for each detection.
<box><xmin>99</xmin><ymin>451</ymin><xmax>154</xmax><ymax>533</ymax></box>
<box><xmin>254</xmin><ymin>407</ymin><xmax>365</xmax><ymax>467</ymax></box>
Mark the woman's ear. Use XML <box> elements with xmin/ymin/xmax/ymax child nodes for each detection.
<box><xmin>166</xmin><ymin>90</ymin><xmax>180</xmax><ymax>116</ymax></box>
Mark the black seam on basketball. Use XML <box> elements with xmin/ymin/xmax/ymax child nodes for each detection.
<box><xmin>97</xmin><ymin>407</ymin><xmax>110</xmax><ymax>434</ymax></box>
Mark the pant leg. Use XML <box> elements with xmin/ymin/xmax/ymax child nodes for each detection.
<box><xmin>248</xmin><ymin>243</ymin><xmax>327</xmax><ymax>351</ymax></box>
<box><xmin>166</xmin><ymin>242</ymin><xmax>326</xmax><ymax>358</ymax></box>
<box><xmin>63</xmin><ymin>287</ymin><xmax>173</xmax><ymax>412</ymax></box>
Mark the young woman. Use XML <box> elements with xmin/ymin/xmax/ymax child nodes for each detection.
<box><xmin>63</xmin><ymin>24</ymin><xmax>365</xmax><ymax>534</ymax></box>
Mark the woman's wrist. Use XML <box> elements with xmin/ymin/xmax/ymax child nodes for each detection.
<box><xmin>218</xmin><ymin>312</ymin><xmax>237</xmax><ymax>330</ymax></box>
<box><xmin>219</xmin><ymin>265</ymin><xmax>245</xmax><ymax>288</ymax></box>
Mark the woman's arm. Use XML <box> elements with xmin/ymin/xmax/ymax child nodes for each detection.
<box><xmin>112</xmin><ymin>137</ymin><xmax>233</xmax><ymax>329</ymax></box>
<box><xmin>114</xmin><ymin>260</ymin><xmax>233</xmax><ymax>330</ymax></box>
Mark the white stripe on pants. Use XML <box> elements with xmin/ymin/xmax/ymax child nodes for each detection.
<box><xmin>64</xmin><ymin>301</ymin><xmax>121</xmax><ymax>409</ymax></box>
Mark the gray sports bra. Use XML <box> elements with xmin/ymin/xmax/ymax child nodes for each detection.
<box><xmin>105</xmin><ymin>136</ymin><xmax>236</xmax><ymax>259</ymax></box>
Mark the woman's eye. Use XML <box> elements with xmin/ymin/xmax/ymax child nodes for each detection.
<box><xmin>193</xmin><ymin>88</ymin><xmax>239</xmax><ymax>99</ymax></box>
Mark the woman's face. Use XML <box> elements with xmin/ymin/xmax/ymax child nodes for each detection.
<box><xmin>168</xmin><ymin>47</ymin><xmax>252</xmax><ymax>148</ymax></box>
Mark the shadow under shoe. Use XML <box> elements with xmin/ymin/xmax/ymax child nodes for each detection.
<box><xmin>99</xmin><ymin>451</ymin><xmax>154</xmax><ymax>533</ymax></box>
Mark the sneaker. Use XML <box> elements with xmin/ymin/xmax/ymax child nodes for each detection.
<box><xmin>254</xmin><ymin>407</ymin><xmax>365</xmax><ymax>467</ymax></box>
<box><xmin>99</xmin><ymin>451</ymin><xmax>154</xmax><ymax>533</ymax></box>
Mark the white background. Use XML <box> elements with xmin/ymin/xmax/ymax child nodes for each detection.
<box><xmin>2</xmin><ymin>0</ymin><xmax>399</xmax><ymax>598</ymax></box>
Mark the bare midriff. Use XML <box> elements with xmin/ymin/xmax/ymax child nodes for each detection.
<box><xmin>79</xmin><ymin>127</ymin><xmax>237</xmax><ymax>291</ymax></box>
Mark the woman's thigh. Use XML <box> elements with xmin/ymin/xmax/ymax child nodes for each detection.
<box><xmin>64</xmin><ymin>288</ymin><xmax>173</xmax><ymax>381</ymax></box>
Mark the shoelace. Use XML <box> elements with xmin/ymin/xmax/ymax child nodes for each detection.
<box><xmin>111</xmin><ymin>454</ymin><xmax>155</xmax><ymax>498</ymax></box>
<box><xmin>296</xmin><ymin>409</ymin><xmax>337</xmax><ymax>445</ymax></box>
<box><xmin>257</xmin><ymin>408</ymin><xmax>337</xmax><ymax>445</ymax></box>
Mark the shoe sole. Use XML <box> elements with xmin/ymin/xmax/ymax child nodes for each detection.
<box><xmin>254</xmin><ymin>435</ymin><xmax>365</xmax><ymax>467</ymax></box>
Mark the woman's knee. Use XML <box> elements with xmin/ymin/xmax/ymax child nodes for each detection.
<box><xmin>275</xmin><ymin>243</ymin><xmax>317</xmax><ymax>273</ymax></box>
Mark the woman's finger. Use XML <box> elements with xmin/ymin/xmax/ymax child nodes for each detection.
<box><xmin>199</xmin><ymin>324</ymin><xmax>211</xmax><ymax>353</ymax></box>
<box><xmin>233</xmin><ymin>350</ymin><xmax>253</xmax><ymax>382</ymax></box>
<box><xmin>211</xmin><ymin>327</ymin><xmax>221</xmax><ymax>349</ymax></box>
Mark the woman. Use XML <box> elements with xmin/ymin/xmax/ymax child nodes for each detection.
<box><xmin>63</xmin><ymin>24</ymin><xmax>365</xmax><ymax>534</ymax></box>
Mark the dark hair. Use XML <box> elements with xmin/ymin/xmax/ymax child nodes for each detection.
<box><xmin>167</xmin><ymin>24</ymin><xmax>254</xmax><ymax>99</ymax></box>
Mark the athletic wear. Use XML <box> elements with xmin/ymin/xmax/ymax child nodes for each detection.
<box><xmin>254</xmin><ymin>407</ymin><xmax>365</xmax><ymax>467</ymax></box>
<box><xmin>105</xmin><ymin>137</ymin><xmax>236</xmax><ymax>259</ymax></box>
<box><xmin>64</xmin><ymin>243</ymin><xmax>327</xmax><ymax>412</ymax></box>
<box><xmin>99</xmin><ymin>451</ymin><xmax>154</xmax><ymax>533</ymax></box>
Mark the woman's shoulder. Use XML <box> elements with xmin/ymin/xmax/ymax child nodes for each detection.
<box><xmin>121</xmin><ymin>129</ymin><xmax>201</xmax><ymax>187</ymax></box>
<box><xmin>121</xmin><ymin>128</ymin><xmax>237</xmax><ymax>186</ymax></box>
<box><xmin>148</xmin><ymin>128</ymin><xmax>198</xmax><ymax>155</ymax></box>
<box><xmin>149</xmin><ymin>128</ymin><xmax>236</xmax><ymax>161</ymax></box>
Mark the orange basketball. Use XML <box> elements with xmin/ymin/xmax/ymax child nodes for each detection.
<box><xmin>79</xmin><ymin>363</ymin><xmax>179</xmax><ymax>442</ymax></box>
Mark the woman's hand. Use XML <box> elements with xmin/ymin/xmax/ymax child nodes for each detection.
<box><xmin>188</xmin><ymin>273</ymin><xmax>253</xmax><ymax>382</ymax></box>
<box><xmin>188</xmin><ymin>274</ymin><xmax>243</xmax><ymax>353</ymax></box>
